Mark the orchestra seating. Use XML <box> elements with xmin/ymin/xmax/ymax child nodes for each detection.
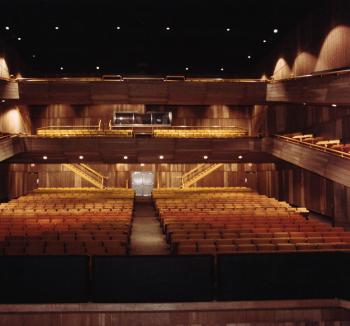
<box><xmin>153</xmin><ymin>128</ymin><xmax>247</xmax><ymax>138</ymax></box>
<box><xmin>153</xmin><ymin>187</ymin><xmax>350</xmax><ymax>255</ymax></box>
<box><xmin>0</xmin><ymin>188</ymin><xmax>134</xmax><ymax>256</ymax></box>
<box><xmin>37</xmin><ymin>129</ymin><xmax>133</xmax><ymax>137</ymax></box>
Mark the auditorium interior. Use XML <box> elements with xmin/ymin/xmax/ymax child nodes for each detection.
<box><xmin>1</xmin><ymin>0</ymin><xmax>350</xmax><ymax>324</ymax></box>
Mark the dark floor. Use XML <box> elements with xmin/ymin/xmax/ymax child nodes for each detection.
<box><xmin>129</xmin><ymin>197</ymin><xmax>169</xmax><ymax>255</ymax></box>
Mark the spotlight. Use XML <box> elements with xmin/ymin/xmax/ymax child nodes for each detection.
<box><xmin>79</xmin><ymin>155</ymin><xmax>84</xmax><ymax>160</ymax></box>
<box><xmin>123</xmin><ymin>156</ymin><xmax>128</xmax><ymax>160</ymax></box>
<box><xmin>226</xmin><ymin>28</ymin><xmax>230</xmax><ymax>32</ymax></box>
<box><xmin>273</xmin><ymin>28</ymin><xmax>278</xmax><ymax>34</ymax></box>
<box><xmin>96</xmin><ymin>66</ymin><xmax>100</xmax><ymax>70</ymax></box>
<box><xmin>54</xmin><ymin>26</ymin><xmax>59</xmax><ymax>30</ymax></box>
<box><xmin>220</xmin><ymin>67</ymin><xmax>224</xmax><ymax>71</ymax></box>
<box><xmin>1</xmin><ymin>100</ymin><xmax>5</xmax><ymax>103</ymax></box>
<box><xmin>116</xmin><ymin>26</ymin><xmax>121</xmax><ymax>30</ymax></box>
<box><xmin>203</xmin><ymin>155</ymin><xmax>208</xmax><ymax>160</ymax></box>
<box><xmin>247</xmin><ymin>55</ymin><xmax>251</xmax><ymax>59</ymax></box>
<box><xmin>166</xmin><ymin>27</ymin><xmax>170</xmax><ymax>31</ymax></box>
<box><xmin>5</xmin><ymin>26</ymin><xmax>10</xmax><ymax>30</ymax></box>
<box><xmin>140</xmin><ymin>163</ymin><xmax>145</xmax><ymax>167</ymax></box>
<box><xmin>43</xmin><ymin>156</ymin><xmax>48</xmax><ymax>160</ymax></box>
<box><xmin>30</xmin><ymin>163</ymin><xmax>36</xmax><ymax>167</ymax></box>
<box><xmin>32</xmin><ymin>54</ymin><xmax>36</xmax><ymax>58</ymax></box>
<box><xmin>331</xmin><ymin>104</ymin><xmax>337</xmax><ymax>108</ymax></box>
<box><xmin>185</xmin><ymin>67</ymin><xmax>189</xmax><ymax>71</ymax></box>
<box><xmin>60</xmin><ymin>66</ymin><xmax>64</xmax><ymax>70</ymax></box>
<box><xmin>17</xmin><ymin>37</ymin><xmax>22</xmax><ymax>41</ymax></box>
<box><xmin>159</xmin><ymin>155</ymin><xmax>164</xmax><ymax>160</ymax></box>
<box><xmin>238</xmin><ymin>155</ymin><xmax>243</xmax><ymax>159</ymax></box>
<box><xmin>263</xmin><ymin>39</ymin><xmax>267</xmax><ymax>43</ymax></box>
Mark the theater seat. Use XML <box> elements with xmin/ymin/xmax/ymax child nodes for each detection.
<box><xmin>217</xmin><ymin>245</ymin><xmax>237</xmax><ymax>253</ymax></box>
<box><xmin>177</xmin><ymin>245</ymin><xmax>197</xmax><ymax>255</ymax></box>
<box><xmin>276</xmin><ymin>243</ymin><xmax>296</xmax><ymax>251</ymax></box>
<box><xmin>257</xmin><ymin>244</ymin><xmax>277</xmax><ymax>252</ymax></box>
<box><xmin>237</xmin><ymin>244</ymin><xmax>257</xmax><ymax>252</ymax></box>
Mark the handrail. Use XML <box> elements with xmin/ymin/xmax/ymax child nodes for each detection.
<box><xmin>80</xmin><ymin>163</ymin><xmax>108</xmax><ymax>180</ymax></box>
<box><xmin>275</xmin><ymin>135</ymin><xmax>350</xmax><ymax>160</ymax></box>
<box><xmin>181</xmin><ymin>164</ymin><xmax>206</xmax><ymax>181</ymax></box>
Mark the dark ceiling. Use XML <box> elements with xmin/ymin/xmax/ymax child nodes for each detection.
<box><xmin>0</xmin><ymin>0</ymin><xmax>326</xmax><ymax>78</ymax></box>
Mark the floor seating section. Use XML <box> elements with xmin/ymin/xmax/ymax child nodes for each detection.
<box><xmin>37</xmin><ymin>129</ymin><xmax>133</xmax><ymax>137</ymax></box>
<box><xmin>153</xmin><ymin>187</ymin><xmax>350</xmax><ymax>255</ymax></box>
<box><xmin>153</xmin><ymin>128</ymin><xmax>247</xmax><ymax>138</ymax></box>
<box><xmin>286</xmin><ymin>133</ymin><xmax>350</xmax><ymax>153</ymax></box>
<box><xmin>0</xmin><ymin>188</ymin><xmax>134</xmax><ymax>256</ymax></box>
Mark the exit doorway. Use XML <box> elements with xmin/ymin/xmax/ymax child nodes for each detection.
<box><xmin>131</xmin><ymin>172</ymin><xmax>155</xmax><ymax>196</ymax></box>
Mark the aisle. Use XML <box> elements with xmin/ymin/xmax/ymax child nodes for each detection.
<box><xmin>129</xmin><ymin>197</ymin><xmax>169</xmax><ymax>255</ymax></box>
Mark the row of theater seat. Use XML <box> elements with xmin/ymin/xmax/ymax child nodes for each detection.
<box><xmin>287</xmin><ymin>133</ymin><xmax>350</xmax><ymax>154</ymax></box>
<box><xmin>0</xmin><ymin>188</ymin><xmax>134</xmax><ymax>256</ymax></box>
<box><xmin>37</xmin><ymin>129</ymin><xmax>133</xmax><ymax>137</ymax></box>
<box><xmin>153</xmin><ymin>187</ymin><xmax>348</xmax><ymax>255</ymax></box>
<box><xmin>153</xmin><ymin>129</ymin><xmax>248</xmax><ymax>138</ymax></box>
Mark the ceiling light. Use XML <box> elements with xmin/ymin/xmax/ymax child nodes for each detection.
<box><xmin>273</xmin><ymin>28</ymin><xmax>278</xmax><ymax>34</ymax></box>
<box><xmin>248</xmin><ymin>163</ymin><xmax>252</xmax><ymax>167</ymax></box>
<box><xmin>79</xmin><ymin>155</ymin><xmax>84</xmax><ymax>160</ymax></box>
<box><xmin>238</xmin><ymin>155</ymin><xmax>243</xmax><ymax>159</ymax></box>
<box><xmin>166</xmin><ymin>26</ymin><xmax>170</xmax><ymax>31</ymax></box>
<box><xmin>263</xmin><ymin>39</ymin><xmax>267</xmax><ymax>43</ymax></box>
<box><xmin>220</xmin><ymin>67</ymin><xmax>224</xmax><ymax>71</ymax></box>
<box><xmin>185</xmin><ymin>67</ymin><xmax>189</xmax><ymax>71</ymax></box>
<box><xmin>116</xmin><ymin>26</ymin><xmax>121</xmax><ymax>30</ymax></box>
<box><xmin>226</xmin><ymin>28</ymin><xmax>230</xmax><ymax>32</ymax></box>
<box><xmin>203</xmin><ymin>155</ymin><xmax>208</xmax><ymax>160</ymax></box>
<box><xmin>247</xmin><ymin>55</ymin><xmax>251</xmax><ymax>59</ymax></box>
<box><xmin>32</xmin><ymin>54</ymin><xmax>36</xmax><ymax>58</ymax></box>
<box><xmin>54</xmin><ymin>26</ymin><xmax>59</xmax><ymax>30</ymax></box>
<box><xmin>159</xmin><ymin>155</ymin><xmax>164</xmax><ymax>160</ymax></box>
<box><xmin>30</xmin><ymin>163</ymin><xmax>36</xmax><ymax>167</ymax></box>
<box><xmin>43</xmin><ymin>156</ymin><xmax>48</xmax><ymax>160</ymax></box>
<box><xmin>1</xmin><ymin>100</ymin><xmax>5</xmax><ymax>103</ymax></box>
<box><xmin>17</xmin><ymin>37</ymin><xmax>21</xmax><ymax>41</ymax></box>
<box><xmin>5</xmin><ymin>26</ymin><xmax>9</xmax><ymax>30</ymax></box>
<box><xmin>331</xmin><ymin>104</ymin><xmax>337</xmax><ymax>107</ymax></box>
<box><xmin>60</xmin><ymin>66</ymin><xmax>64</xmax><ymax>70</ymax></box>
<box><xmin>123</xmin><ymin>156</ymin><xmax>128</xmax><ymax>160</ymax></box>
<box><xmin>96</xmin><ymin>66</ymin><xmax>100</xmax><ymax>70</ymax></box>
<box><xmin>140</xmin><ymin>163</ymin><xmax>145</xmax><ymax>167</ymax></box>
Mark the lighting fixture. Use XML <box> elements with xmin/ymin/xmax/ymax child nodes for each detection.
<box><xmin>1</xmin><ymin>100</ymin><xmax>5</xmax><ymax>103</ymax></box>
<box><xmin>43</xmin><ymin>156</ymin><xmax>48</xmax><ymax>160</ymax></box>
<box><xmin>55</xmin><ymin>26</ymin><xmax>59</xmax><ymax>30</ymax></box>
<box><xmin>185</xmin><ymin>67</ymin><xmax>189</xmax><ymax>71</ymax></box>
<box><xmin>116</xmin><ymin>26</ymin><xmax>121</xmax><ymax>30</ymax></box>
<box><xmin>17</xmin><ymin>37</ymin><xmax>21</xmax><ymax>41</ymax></box>
<box><xmin>220</xmin><ymin>67</ymin><xmax>224</xmax><ymax>71</ymax></box>
<box><xmin>166</xmin><ymin>27</ymin><xmax>170</xmax><ymax>31</ymax></box>
<box><xmin>32</xmin><ymin>54</ymin><xmax>36</xmax><ymax>58</ymax></box>
<box><xmin>238</xmin><ymin>155</ymin><xmax>243</xmax><ymax>159</ymax></box>
<box><xmin>60</xmin><ymin>67</ymin><xmax>64</xmax><ymax>70</ymax></box>
<box><xmin>5</xmin><ymin>26</ymin><xmax>9</xmax><ymax>30</ymax></box>
<box><xmin>273</xmin><ymin>28</ymin><xmax>278</xmax><ymax>34</ymax></box>
<box><xmin>79</xmin><ymin>155</ymin><xmax>84</xmax><ymax>160</ymax></box>
<box><xmin>96</xmin><ymin>66</ymin><xmax>100</xmax><ymax>70</ymax></box>
<box><xmin>226</xmin><ymin>28</ymin><xmax>230</xmax><ymax>32</ymax></box>
<box><xmin>331</xmin><ymin>104</ymin><xmax>337</xmax><ymax>107</ymax></box>
<box><xmin>140</xmin><ymin>163</ymin><xmax>145</xmax><ymax>167</ymax></box>
<box><xmin>263</xmin><ymin>39</ymin><xmax>267</xmax><ymax>43</ymax></box>
<box><xmin>159</xmin><ymin>155</ymin><xmax>164</xmax><ymax>160</ymax></box>
<box><xmin>123</xmin><ymin>156</ymin><xmax>128</xmax><ymax>160</ymax></box>
<box><xmin>203</xmin><ymin>155</ymin><xmax>208</xmax><ymax>160</ymax></box>
<box><xmin>30</xmin><ymin>163</ymin><xmax>35</xmax><ymax>167</ymax></box>
<box><xmin>247</xmin><ymin>55</ymin><xmax>251</xmax><ymax>59</ymax></box>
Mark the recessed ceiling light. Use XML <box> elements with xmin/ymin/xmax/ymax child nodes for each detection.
<box><xmin>238</xmin><ymin>155</ymin><xmax>243</xmax><ymax>159</ymax></box>
<box><xmin>43</xmin><ymin>156</ymin><xmax>48</xmax><ymax>160</ymax></box>
<box><xmin>331</xmin><ymin>104</ymin><xmax>337</xmax><ymax>107</ymax></box>
<box><xmin>1</xmin><ymin>100</ymin><xmax>5</xmax><ymax>103</ymax></box>
<box><xmin>166</xmin><ymin>26</ymin><xmax>170</xmax><ymax>31</ymax></box>
<box><xmin>273</xmin><ymin>28</ymin><xmax>278</xmax><ymax>34</ymax></box>
<box><xmin>54</xmin><ymin>26</ymin><xmax>59</xmax><ymax>30</ymax></box>
<box><xmin>263</xmin><ymin>39</ymin><xmax>267</xmax><ymax>43</ymax></box>
<box><xmin>247</xmin><ymin>55</ymin><xmax>251</xmax><ymax>59</ymax></box>
<box><xmin>123</xmin><ymin>156</ymin><xmax>128</xmax><ymax>160</ymax></box>
<box><xmin>60</xmin><ymin>66</ymin><xmax>64</xmax><ymax>70</ymax></box>
<box><xmin>96</xmin><ymin>66</ymin><xmax>100</xmax><ymax>70</ymax></box>
<box><xmin>203</xmin><ymin>155</ymin><xmax>208</xmax><ymax>160</ymax></box>
<box><xmin>220</xmin><ymin>67</ymin><xmax>224</xmax><ymax>71</ymax></box>
<box><xmin>159</xmin><ymin>155</ymin><xmax>164</xmax><ymax>159</ymax></box>
<box><xmin>5</xmin><ymin>26</ymin><xmax>10</xmax><ymax>30</ymax></box>
<box><xmin>17</xmin><ymin>37</ymin><xmax>22</xmax><ymax>41</ymax></box>
<box><xmin>30</xmin><ymin>163</ymin><xmax>36</xmax><ymax>167</ymax></box>
<box><xmin>185</xmin><ymin>67</ymin><xmax>189</xmax><ymax>71</ymax></box>
<box><xmin>226</xmin><ymin>28</ymin><xmax>230</xmax><ymax>32</ymax></box>
<box><xmin>116</xmin><ymin>26</ymin><xmax>121</xmax><ymax>30</ymax></box>
<box><xmin>140</xmin><ymin>163</ymin><xmax>145</xmax><ymax>167</ymax></box>
<box><xmin>32</xmin><ymin>54</ymin><xmax>36</xmax><ymax>58</ymax></box>
<box><xmin>79</xmin><ymin>155</ymin><xmax>84</xmax><ymax>160</ymax></box>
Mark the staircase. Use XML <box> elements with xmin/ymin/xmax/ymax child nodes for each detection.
<box><xmin>62</xmin><ymin>163</ymin><xmax>107</xmax><ymax>189</ymax></box>
<box><xmin>181</xmin><ymin>163</ymin><xmax>224</xmax><ymax>188</ymax></box>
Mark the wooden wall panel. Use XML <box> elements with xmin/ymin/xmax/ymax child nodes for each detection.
<box><xmin>261</xmin><ymin>1</ymin><xmax>350</xmax><ymax>79</ymax></box>
<box><xmin>0</xmin><ymin>105</ymin><xmax>32</xmax><ymax>134</ymax></box>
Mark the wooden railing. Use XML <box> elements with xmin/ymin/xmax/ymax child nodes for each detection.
<box><xmin>275</xmin><ymin>135</ymin><xmax>350</xmax><ymax>160</ymax></box>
